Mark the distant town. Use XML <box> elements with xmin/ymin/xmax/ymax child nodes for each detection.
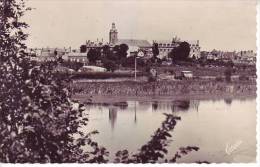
<box><xmin>28</xmin><ymin>23</ymin><xmax>256</xmax><ymax>64</ymax></box>
<box><xmin>26</xmin><ymin>23</ymin><xmax>256</xmax><ymax>83</ymax></box>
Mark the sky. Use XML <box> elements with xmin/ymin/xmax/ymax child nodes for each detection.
<box><xmin>23</xmin><ymin>0</ymin><xmax>257</xmax><ymax>51</ymax></box>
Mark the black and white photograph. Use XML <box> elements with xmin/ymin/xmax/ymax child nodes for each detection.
<box><xmin>0</xmin><ymin>0</ymin><xmax>259</xmax><ymax>165</ymax></box>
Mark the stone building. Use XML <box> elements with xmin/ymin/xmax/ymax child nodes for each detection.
<box><xmin>63</xmin><ymin>52</ymin><xmax>89</xmax><ymax>64</ymax></box>
<box><xmin>188</xmin><ymin>40</ymin><xmax>201</xmax><ymax>59</ymax></box>
<box><xmin>153</xmin><ymin>37</ymin><xmax>201</xmax><ymax>59</ymax></box>
<box><xmin>82</xmin><ymin>23</ymin><xmax>201</xmax><ymax>60</ymax></box>
<box><xmin>109</xmin><ymin>23</ymin><xmax>152</xmax><ymax>57</ymax></box>
<box><xmin>31</xmin><ymin>47</ymin><xmax>71</xmax><ymax>62</ymax></box>
<box><xmin>109</xmin><ymin>23</ymin><xmax>118</xmax><ymax>45</ymax></box>
<box><xmin>153</xmin><ymin>39</ymin><xmax>179</xmax><ymax>59</ymax></box>
<box><xmin>85</xmin><ymin>39</ymin><xmax>105</xmax><ymax>53</ymax></box>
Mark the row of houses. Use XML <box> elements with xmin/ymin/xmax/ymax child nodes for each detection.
<box><xmin>28</xmin><ymin>23</ymin><xmax>201</xmax><ymax>63</ymax></box>
<box><xmin>82</xmin><ymin>23</ymin><xmax>201</xmax><ymax>60</ymax></box>
<box><xmin>201</xmin><ymin>50</ymin><xmax>256</xmax><ymax>65</ymax></box>
<box><xmin>28</xmin><ymin>23</ymin><xmax>255</xmax><ymax>65</ymax></box>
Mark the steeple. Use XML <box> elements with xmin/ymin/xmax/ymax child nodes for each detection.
<box><xmin>109</xmin><ymin>22</ymin><xmax>118</xmax><ymax>45</ymax></box>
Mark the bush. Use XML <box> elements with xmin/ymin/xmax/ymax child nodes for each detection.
<box><xmin>224</xmin><ymin>68</ymin><xmax>232</xmax><ymax>82</ymax></box>
<box><xmin>215</xmin><ymin>76</ymin><xmax>223</xmax><ymax>82</ymax></box>
<box><xmin>61</xmin><ymin>61</ymin><xmax>84</xmax><ymax>71</ymax></box>
<box><xmin>239</xmin><ymin>75</ymin><xmax>249</xmax><ymax>81</ymax></box>
<box><xmin>70</xmin><ymin>71</ymin><xmax>144</xmax><ymax>79</ymax></box>
<box><xmin>102</xmin><ymin>59</ymin><xmax>117</xmax><ymax>72</ymax></box>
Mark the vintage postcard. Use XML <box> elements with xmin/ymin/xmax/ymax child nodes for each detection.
<box><xmin>0</xmin><ymin>0</ymin><xmax>258</xmax><ymax>166</ymax></box>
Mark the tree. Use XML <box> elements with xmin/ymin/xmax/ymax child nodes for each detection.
<box><xmin>62</xmin><ymin>61</ymin><xmax>84</xmax><ymax>71</ymax></box>
<box><xmin>169</xmin><ymin>42</ymin><xmax>190</xmax><ymax>62</ymax></box>
<box><xmin>103</xmin><ymin>59</ymin><xmax>117</xmax><ymax>72</ymax></box>
<box><xmin>102</xmin><ymin>45</ymin><xmax>116</xmax><ymax>61</ymax></box>
<box><xmin>113</xmin><ymin>45</ymin><xmax>120</xmax><ymax>53</ymax></box>
<box><xmin>80</xmin><ymin>45</ymin><xmax>87</xmax><ymax>53</ymax></box>
<box><xmin>103</xmin><ymin>44</ymin><xmax>128</xmax><ymax>65</ymax></box>
<box><xmin>224</xmin><ymin>67</ymin><xmax>232</xmax><ymax>82</ymax></box>
<box><xmin>152</xmin><ymin>43</ymin><xmax>159</xmax><ymax>59</ymax></box>
<box><xmin>118</xmin><ymin>43</ymin><xmax>129</xmax><ymax>59</ymax></box>
<box><xmin>114</xmin><ymin>114</ymin><xmax>200</xmax><ymax>163</ymax></box>
<box><xmin>87</xmin><ymin>48</ymin><xmax>101</xmax><ymax>64</ymax></box>
<box><xmin>0</xmin><ymin>0</ymin><xmax>108</xmax><ymax>163</ymax></box>
<box><xmin>102</xmin><ymin>45</ymin><xmax>110</xmax><ymax>57</ymax></box>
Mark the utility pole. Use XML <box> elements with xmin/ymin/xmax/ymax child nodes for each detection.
<box><xmin>134</xmin><ymin>55</ymin><xmax>137</xmax><ymax>81</ymax></box>
<box><xmin>135</xmin><ymin>50</ymin><xmax>144</xmax><ymax>81</ymax></box>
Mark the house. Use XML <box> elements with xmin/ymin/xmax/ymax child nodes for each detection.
<box><xmin>63</xmin><ymin>52</ymin><xmax>88</xmax><ymax>64</ymax></box>
<box><xmin>186</xmin><ymin>40</ymin><xmax>201</xmax><ymax>59</ymax></box>
<box><xmin>79</xmin><ymin>66</ymin><xmax>107</xmax><ymax>72</ymax></box>
<box><xmin>30</xmin><ymin>47</ymin><xmax>71</xmax><ymax>62</ymax></box>
<box><xmin>153</xmin><ymin>38</ymin><xmax>201</xmax><ymax>60</ymax></box>
<box><xmin>181</xmin><ymin>71</ymin><xmax>193</xmax><ymax>78</ymax></box>
<box><xmin>153</xmin><ymin>39</ymin><xmax>179</xmax><ymax>59</ymax></box>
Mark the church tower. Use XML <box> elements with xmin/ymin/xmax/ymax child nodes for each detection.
<box><xmin>109</xmin><ymin>23</ymin><xmax>118</xmax><ymax>45</ymax></box>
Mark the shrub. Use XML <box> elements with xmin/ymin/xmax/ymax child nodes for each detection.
<box><xmin>215</xmin><ymin>76</ymin><xmax>223</xmax><ymax>82</ymax></box>
<box><xmin>239</xmin><ymin>75</ymin><xmax>249</xmax><ymax>81</ymax></box>
<box><xmin>70</xmin><ymin>71</ymin><xmax>144</xmax><ymax>79</ymax></box>
<box><xmin>114</xmin><ymin>114</ymin><xmax>200</xmax><ymax>163</ymax></box>
<box><xmin>224</xmin><ymin>68</ymin><xmax>232</xmax><ymax>82</ymax></box>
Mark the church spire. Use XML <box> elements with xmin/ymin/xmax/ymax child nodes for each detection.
<box><xmin>109</xmin><ymin>23</ymin><xmax>118</xmax><ymax>45</ymax></box>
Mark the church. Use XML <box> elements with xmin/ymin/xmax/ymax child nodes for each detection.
<box><xmin>84</xmin><ymin>23</ymin><xmax>200</xmax><ymax>59</ymax></box>
<box><xmin>84</xmin><ymin>23</ymin><xmax>152</xmax><ymax>57</ymax></box>
<box><xmin>109</xmin><ymin>23</ymin><xmax>152</xmax><ymax>51</ymax></box>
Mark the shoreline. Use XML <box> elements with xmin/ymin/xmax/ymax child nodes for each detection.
<box><xmin>71</xmin><ymin>80</ymin><xmax>256</xmax><ymax>103</ymax></box>
<box><xmin>73</xmin><ymin>93</ymin><xmax>256</xmax><ymax>104</ymax></box>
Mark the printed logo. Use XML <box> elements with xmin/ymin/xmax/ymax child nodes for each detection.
<box><xmin>225</xmin><ymin>140</ymin><xmax>243</xmax><ymax>155</ymax></box>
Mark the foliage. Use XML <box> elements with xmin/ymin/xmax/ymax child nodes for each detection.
<box><xmin>169</xmin><ymin>42</ymin><xmax>190</xmax><ymax>61</ymax></box>
<box><xmin>61</xmin><ymin>61</ymin><xmax>84</xmax><ymax>71</ymax></box>
<box><xmin>87</xmin><ymin>48</ymin><xmax>101</xmax><ymax>64</ymax></box>
<box><xmin>0</xmin><ymin>0</ymin><xmax>108</xmax><ymax>163</ymax></box>
<box><xmin>80</xmin><ymin>45</ymin><xmax>87</xmax><ymax>53</ymax></box>
<box><xmin>224</xmin><ymin>67</ymin><xmax>232</xmax><ymax>82</ymax></box>
<box><xmin>117</xmin><ymin>43</ymin><xmax>129</xmax><ymax>59</ymax></box>
<box><xmin>121</xmin><ymin>56</ymin><xmax>145</xmax><ymax>68</ymax></box>
<box><xmin>103</xmin><ymin>47</ymin><xmax>117</xmax><ymax>62</ymax></box>
<box><xmin>102</xmin><ymin>45</ymin><xmax>111</xmax><ymax>57</ymax></box>
<box><xmin>239</xmin><ymin>74</ymin><xmax>249</xmax><ymax>81</ymax></box>
<box><xmin>215</xmin><ymin>76</ymin><xmax>224</xmax><ymax>82</ymax></box>
<box><xmin>114</xmin><ymin>114</ymin><xmax>199</xmax><ymax>163</ymax></box>
<box><xmin>70</xmin><ymin>71</ymin><xmax>145</xmax><ymax>80</ymax></box>
<box><xmin>102</xmin><ymin>59</ymin><xmax>117</xmax><ymax>72</ymax></box>
<box><xmin>101</xmin><ymin>44</ymin><xmax>129</xmax><ymax>62</ymax></box>
<box><xmin>152</xmin><ymin>43</ymin><xmax>159</xmax><ymax>58</ymax></box>
<box><xmin>103</xmin><ymin>44</ymin><xmax>129</xmax><ymax>66</ymax></box>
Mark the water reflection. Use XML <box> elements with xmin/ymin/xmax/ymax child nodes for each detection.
<box><xmin>106</xmin><ymin>100</ymin><xmax>201</xmax><ymax>126</ymax></box>
<box><xmin>109</xmin><ymin>108</ymin><xmax>117</xmax><ymax>129</ymax></box>
<box><xmin>150</xmin><ymin>100</ymin><xmax>200</xmax><ymax>113</ymax></box>
<box><xmin>84</xmin><ymin>98</ymin><xmax>256</xmax><ymax>163</ymax></box>
<box><xmin>224</xmin><ymin>98</ymin><xmax>233</xmax><ymax>105</ymax></box>
<box><xmin>152</xmin><ymin>101</ymin><xmax>159</xmax><ymax>111</ymax></box>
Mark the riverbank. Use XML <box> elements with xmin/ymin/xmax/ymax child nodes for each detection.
<box><xmin>72</xmin><ymin>80</ymin><xmax>256</xmax><ymax>103</ymax></box>
<box><xmin>74</xmin><ymin>93</ymin><xmax>256</xmax><ymax>104</ymax></box>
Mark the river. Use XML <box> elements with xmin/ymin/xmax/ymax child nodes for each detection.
<box><xmin>82</xmin><ymin>98</ymin><xmax>256</xmax><ymax>163</ymax></box>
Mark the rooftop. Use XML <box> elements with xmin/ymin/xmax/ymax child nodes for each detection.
<box><xmin>116</xmin><ymin>39</ymin><xmax>152</xmax><ymax>47</ymax></box>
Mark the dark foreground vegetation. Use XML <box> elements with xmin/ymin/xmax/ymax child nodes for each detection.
<box><xmin>0</xmin><ymin>0</ymin><xmax>205</xmax><ymax>163</ymax></box>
